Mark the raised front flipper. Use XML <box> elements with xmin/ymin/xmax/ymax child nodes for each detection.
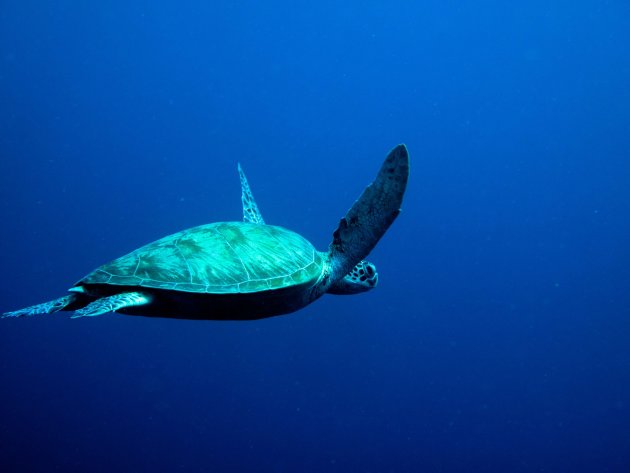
<box><xmin>238</xmin><ymin>163</ymin><xmax>265</xmax><ymax>224</ymax></box>
<box><xmin>3</xmin><ymin>294</ymin><xmax>77</xmax><ymax>318</ymax></box>
<box><xmin>327</xmin><ymin>144</ymin><xmax>410</xmax><ymax>283</ymax></box>
<box><xmin>72</xmin><ymin>292</ymin><xmax>151</xmax><ymax>318</ymax></box>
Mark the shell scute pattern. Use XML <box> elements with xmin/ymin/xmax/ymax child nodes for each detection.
<box><xmin>79</xmin><ymin>222</ymin><xmax>323</xmax><ymax>294</ymax></box>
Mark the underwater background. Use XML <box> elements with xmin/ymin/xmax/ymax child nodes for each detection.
<box><xmin>1</xmin><ymin>1</ymin><xmax>629</xmax><ymax>472</ymax></box>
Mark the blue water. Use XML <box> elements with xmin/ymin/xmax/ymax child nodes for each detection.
<box><xmin>1</xmin><ymin>1</ymin><xmax>629</xmax><ymax>471</ymax></box>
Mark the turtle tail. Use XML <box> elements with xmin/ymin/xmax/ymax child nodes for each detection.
<box><xmin>2</xmin><ymin>294</ymin><xmax>80</xmax><ymax>318</ymax></box>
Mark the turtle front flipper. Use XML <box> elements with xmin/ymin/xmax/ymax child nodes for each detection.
<box><xmin>3</xmin><ymin>294</ymin><xmax>78</xmax><ymax>318</ymax></box>
<box><xmin>72</xmin><ymin>292</ymin><xmax>152</xmax><ymax>318</ymax></box>
<box><xmin>327</xmin><ymin>144</ymin><xmax>409</xmax><ymax>283</ymax></box>
<box><xmin>238</xmin><ymin>163</ymin><xmax>265</xmax><ymax>224</ymax></box>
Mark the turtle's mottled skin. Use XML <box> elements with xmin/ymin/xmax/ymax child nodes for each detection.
<box><xmin>4</xmin><ymin>144</ymin><xmax>409</xmax><ymax>320</ymax></box>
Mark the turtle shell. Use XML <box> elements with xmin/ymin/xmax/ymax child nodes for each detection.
<box><xmin>78</xmin><ymin>222</ymin><xmax>324</xmax><ymax>294</ymax></box>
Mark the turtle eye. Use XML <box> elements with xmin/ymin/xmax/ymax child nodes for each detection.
<box><xmin>366</xmin><ymin>265</ymin><xmax>374</xmax><ymax>277</ymax></box>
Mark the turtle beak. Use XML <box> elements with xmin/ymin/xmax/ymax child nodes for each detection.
<box><xmin>365</xmin><ymin>264</ymin><xmax>378</xmax><ymax>288</ymax></box>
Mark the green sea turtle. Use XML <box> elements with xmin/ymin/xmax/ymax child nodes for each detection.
<box><xmin>3</xmin><ymin>145</ymin><xmax>409</xmax><ymax>320</ymax></box>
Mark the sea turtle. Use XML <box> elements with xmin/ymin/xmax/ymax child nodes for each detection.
<box><xmin>3</xmin><ymin>145</ymin><xmax>409</xmax><ymax>320</ymax></box>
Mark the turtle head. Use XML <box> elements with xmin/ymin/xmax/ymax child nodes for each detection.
<box><xmin>327</xmin><ymin>260</ymin><xmax>378</xmax><ymax>295</ymax></box>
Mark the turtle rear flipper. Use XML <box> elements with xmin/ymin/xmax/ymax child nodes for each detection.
<box><xmin>327</xmin><ymin>144</ymin><xmax>409</xmax><ymax>282</ymax></box>
<box><xmin>3</xmin><ymin>294</ymin><xmax>78</xmax><ymax>318</ymax></box>
<box><xmin>72</xmin><ymin>292</ymin><xmax>152</xmax><ymax>318</ymax></box>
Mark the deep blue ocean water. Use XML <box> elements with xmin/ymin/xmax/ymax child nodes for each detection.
<box><xmin>1</xmin><ymin>1</ymin><xmax>629</xmax><ymax>472</ymax></box>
